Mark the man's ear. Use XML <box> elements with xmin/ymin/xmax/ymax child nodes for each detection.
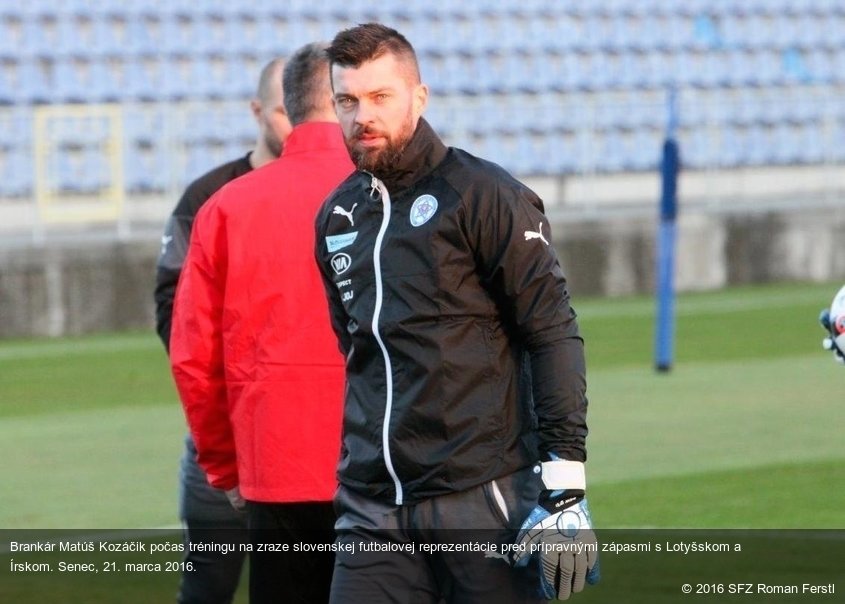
<box><xmin>412</xmin><ymin>83</ymin><xmax>429</xmax><ymax>119</ymax></box>
<box><xmin>249</xmin><ymin>99</ymin><xmax>262</xmax><ymax>124</ymax></box>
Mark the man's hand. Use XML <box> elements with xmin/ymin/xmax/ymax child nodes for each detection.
<box><xmin>819</xmin><ymin>309</ymin><xmax>845</xmax><ymax>364</ymax></box>
<box><xmin>514</xmin><ymin>459</ymin><xmax>600</xmax><ymax>601</ymax></box>
<box><xmin>224</xmin><ymin>487</ymin><xmax>246</xmax><ymax>511</ymax></box>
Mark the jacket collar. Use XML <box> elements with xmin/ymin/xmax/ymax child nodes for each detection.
<box><xmin>371</xmin><ymin>118</ymin><xmax>448</xmax><ymax>194</ymax></box>
<box><xmin>281</xmin><ymin>122</ymin><xmax>348</xmax><ymax>157</ymax></box>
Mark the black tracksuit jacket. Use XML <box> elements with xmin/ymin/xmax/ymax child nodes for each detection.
<box><xmin>315</xmin><ymin>119</ymin><xmax>587</xmax><ymax>506</ymax></box>
<box><xmin>154</xmin><ymin>154</ymin><xmax>252</xmax><ymax>350</ymax></box>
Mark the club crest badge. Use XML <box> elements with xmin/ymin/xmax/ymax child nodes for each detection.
<box><xmin>410</xmin><ymin>194</ymin><xmax>438</xmax><ymax>227</ymax></box>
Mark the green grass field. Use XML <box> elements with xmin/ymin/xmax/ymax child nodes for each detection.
<box><xmin>1</xmin><ymin>281</ymin><xmax>843</xmax><ymax>602</ymax></box>
<box><xmin>1</xmin><ymin>281</ymin><xmax>843</xmax><ymax>529</ymax></box>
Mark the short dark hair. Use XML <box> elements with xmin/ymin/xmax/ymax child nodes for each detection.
<box><xmin>282</xmin><ymin>43</ymin><xmax>331</xmax><ymax>125</ymax></box>
<box><xmin>326</xmin><ymin>23</ymin><xmax>420</xmax><ymax>83</ymax></box>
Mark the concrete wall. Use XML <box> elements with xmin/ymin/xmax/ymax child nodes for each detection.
<box><xmin>0</xmin><ymin>240</ymin><xmax>158</xmax><ymax>338</ymax></box>
<box><xmin>553</xmin><ymin>206</ymin><xmax>845</xmax><ymax>298</ymax></box>
<box><xmin>2</xmin><ymin>206</ymin><xmax>845</xmax><ymax>338</ymax></box>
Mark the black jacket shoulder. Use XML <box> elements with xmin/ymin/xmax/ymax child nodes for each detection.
<box><xmin>175</xmin><ymin>154</ymin><xmax>252</xmax><ymax>219</ymax></box>
<box><xmin>438</xmin><ymin>148</ymin><xmax>546</xmax><ymax>214</ymax></box>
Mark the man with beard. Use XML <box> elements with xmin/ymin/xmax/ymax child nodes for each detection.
<box><xmin>154</xmin><ymin>57</ymin><xmax>290</xmax><ymax>604</ymax></box>
<box><xmin>315</xmin><ymin>23</ymin><xmax>599</xmax><ymax>604</ymax></box>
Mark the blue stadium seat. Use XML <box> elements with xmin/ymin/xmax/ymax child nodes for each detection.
<box><xmin>54</xmin><ymin>58</ymin><xmax>94</xmax><ymax>104</ymax></box>
<box><xmin>0</xmin><ymin>4</ymin><xmax>23</xmax><ymax>20</ymax></box>
<box><xmin>120</xmin><ymin>57</ymin><xmax>159</xmax><ymax>102</ymax></box>
<box><xmin>744</xmin><ymin>123</ymin><xmax>771</xmax><ymax>165</ymax></box>
<box><xmin>557</xmin><ymin>52</ymin><xmax>591</xmax><ymax>92</ymax></box>
<box><xmin>183</xmin><ymin>142</ymin><xmax>233</xmax><ymax>183</ymax></box>
<box><xmin>95</xmin><ymin>0</ymin><xmax>131</xmax><ymax>18</ymax></box>
<box><xmin>51</xmin><ymin>14</ymin><xmax>88</xmax><ymax>58</ymax></box>
<box><xmin>645</xmin><ymin>50</ymin><xmax>678</xmax><ymax>89</ymax></box>
<box><xmin>198</xmin><ymin>0</ymin><xmax>244</xmax><ymax>20</ymax></box>
<box><xmin>161</xmin><ymin>57</ymin><xmax>196</xmax><ymax>101</ymax></box>
<box><xmin>0</xmin><ymin>149</ymin><xmax>32</xmax><ymax>197</ymax></box>
<box><xmin>692</xmin><ymin>14</ymin><xmax>722</xmax><ymax>50</ymax></box>
<box><xmin>16</xmin><ymin>59</ymin><xmax>51</xmax><ymax>104</ymax></box>
<box><xmin>595</xmin><ymin>128</ymin><xmax>630</xmax><ymax>172</ymax></box>
<box><xmin>92</xmin><ymin>13</ymin><xmax>131</xmax><ymax>58</ymax></box>
<box><xmin>795</xmin><ymin>122</ymin><xmax>824</xmax><ymax>164</ymax></box>
<box><xmin>53</xmin><ymin>147</ymin><xmax>83</xmax><ymax>194</ymax></box>
<box><xmin>160</xmin><ymin>15</ymin><xmax>199</xmax><ymax>58</ymax></box>
<box><xmin>20</xmin><ymin>14</ymin><xmax>61</xmax><ymax>60</ymax></box>
<box><xmin>126</xmin><ymin>15</ymin><xmax>164</xmax><ymax>57</ymax></box>
<box><xmin>678</xmin><ymin>126</ymin><xmax>708</xmax><ymax>169</ymax></box>
<box><xmin>17</xmin><ymin>0</ymin><xmax>54</xmax><ymax>22</ymax></box>
<box><xmin>0</xmin><ymin>110</ymin><xmax>29</xmax><ymax>150</ymax></box>
<box><xmin>224</xmin><ymin>56</ymin><xmax>256</xmax><ymax>100</ymax></box>
<box><xmin>192</xmin><ymin>14</ymin><xmax>229</xmax><ymax>57</ymax></box>
<box><xmin>0</xmin><ymin>14</ymin><xmax>25</xmax><ymax>60</ymax></box>
<box><xmin>249</xmin><ymin>15</ymin><xmax>292</xmax><ymax>59</ymax></box>
<box><xmin>155</xmin><ymin>0</ymin><xmax>199</xmax><ymax>21</ymax></box>
<box><xmin>189</xmin><ymin>56</ymin><xmax>231</xmax><ymax>100</ymax></box>
<box><xmin>781</xmin><ymin>47</ymin><xmax>811</xmax><ymax>84</ymax></box>
<box><xmin>833</xmin><ymin>49</ymin><xmax>845</xmax><ymax>85</ymax></box>
<box><xmin>768</xmin><ymin>122</ymin><xmax>798</xmax><ymax>164</ymax></box>
<box><xmin>440</xmin><ymin>54</ymin><xmax>480</xmax><ymax>96</ymax></box>
<box><xmin>125</xmin><ymin>142</ymin><xmax>169</xmax><ymax>193</ymax></box>
<box><xmin>804</xmin><ymin>48</ymin><xmax>836</xmax><ymax>84</ymax></box>
<box><xmin>817</xmin><ymin>13</ymin><xmax>844</xmax><ymax>49</ymax></box>
<box><xmin>0</xmin><ymin>61</ymin><xmax>17</xmax><ymax>105</ymax></box>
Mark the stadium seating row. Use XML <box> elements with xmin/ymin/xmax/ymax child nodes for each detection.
<box><xmin>3</xmin><ymin>5</ymin><xmax>845</xmax><ymax>62</ymax></box>
<box><xmin>4</xmin><ymin>0</ymin><xmax>845</xmax><ymax>21</ymax></box>
<box><xmin>1</xmin><ymin>0</ymin><xmax>843</xmax><ymax>198</ymax></box>
<box><xmin>1</xmin><ymin>107</ymin><xmax>840</xmax><ymax>201</ymax></box>
<box><xmin>2</xmin><ymin>46</ymin><xmax>844</xmax><ymax>107</ymax></box>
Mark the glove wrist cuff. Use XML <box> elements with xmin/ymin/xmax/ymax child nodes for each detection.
<box><xmin>541</xmin><ymin>459</ymin><xmax>586</xmax><ymax>491</ymax></box>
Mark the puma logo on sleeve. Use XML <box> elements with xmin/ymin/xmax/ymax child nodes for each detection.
<box><xmin>523</xmin><ymin>222</ymin><xmax>549</xmax><ymax>246</ymax></box>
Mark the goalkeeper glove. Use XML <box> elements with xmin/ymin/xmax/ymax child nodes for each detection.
<box><xmin>819</xmin><ymin>309</ymin><xmax>845</xmax><ymax>364</ymax></box>
<box><xmin>514</xmin><ymin>458</ymin><xmax>600</xmax><ymax>601</ymax></box>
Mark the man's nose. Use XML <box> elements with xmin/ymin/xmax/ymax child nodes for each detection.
<box><xmin>354</xmin><ymin>100</ymin><xmax>375</xmax><ymax>126</ymax></box>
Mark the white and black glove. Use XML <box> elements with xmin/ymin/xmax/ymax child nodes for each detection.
<box><xmin>820</xmin><ymin>285</ymin><xmax>845</xmax><ymax>365</ymax></box>
<box><xmin>819</xmin><ymin>308</ymin><xmax>845</xmax><ymax>365</ymax></box>
<box><xmin>514</xmin><ymin>458</ymin><xmax>600</xmax><ymax>601</ymax></box>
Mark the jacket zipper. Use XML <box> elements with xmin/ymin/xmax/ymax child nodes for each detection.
<box><xmin>370</xmin><ymin>175</ymin><xmax>404</xmax><ymax>505</ymax></box>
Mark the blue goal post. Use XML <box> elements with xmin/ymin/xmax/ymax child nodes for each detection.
<box><xmin>655</xmin><ymin>88</ymin><xmax>680</xmax><ymax>373</ymax></box>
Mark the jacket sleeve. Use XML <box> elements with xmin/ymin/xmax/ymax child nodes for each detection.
<box><xmin>154</xmin><ymin>188</ymin><xmax>201</xmax><ymax>352</ymax></box>
<box><xmin>468</xmin><ymin>178</ymin><xmax>588</xmax><ymax>462</ymax></box>
<box><xmin>315</xmin><ymin>207</ymin><xmax>352</xmax><ymax>357</ymax></box>
<box><xmin>169</xmin><ymin>197</ymin><xmax>238</xmax><ymax>490</ymax></box>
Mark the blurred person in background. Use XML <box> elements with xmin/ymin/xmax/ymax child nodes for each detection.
<box><xmin>154</xmin><ymin>57</ymin><xmax>290</xmax><ymax>604</ymax></box>
<box><xmin>316</xmin><ymin>23</ymin><xmax>598</xmax><ymax>604</ymax></box>
<box><xmin>170</xmin><ymin>43</ymin><xmax>354</xmax><ymax>604</ymax></box>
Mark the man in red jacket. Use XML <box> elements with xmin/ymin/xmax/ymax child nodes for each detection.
<box><xmin>170</xmin><ymin>43</ymin><xmax>354</xmax><ymax>604</ymax></box>
<box><xmin>155</xmin><ymin>56</ymin><xmax>289</xmax><ymax>604</ymax></box>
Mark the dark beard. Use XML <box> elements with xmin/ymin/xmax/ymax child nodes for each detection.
<box><xmin>348</xmin><ymin>112</ymin><xmax>416</xmax><ymax>177</ymax></box>
<box><xmin>350</xmin><ymin>138</ymin><xmax>407</xmax><ymax>176</ymax></box>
